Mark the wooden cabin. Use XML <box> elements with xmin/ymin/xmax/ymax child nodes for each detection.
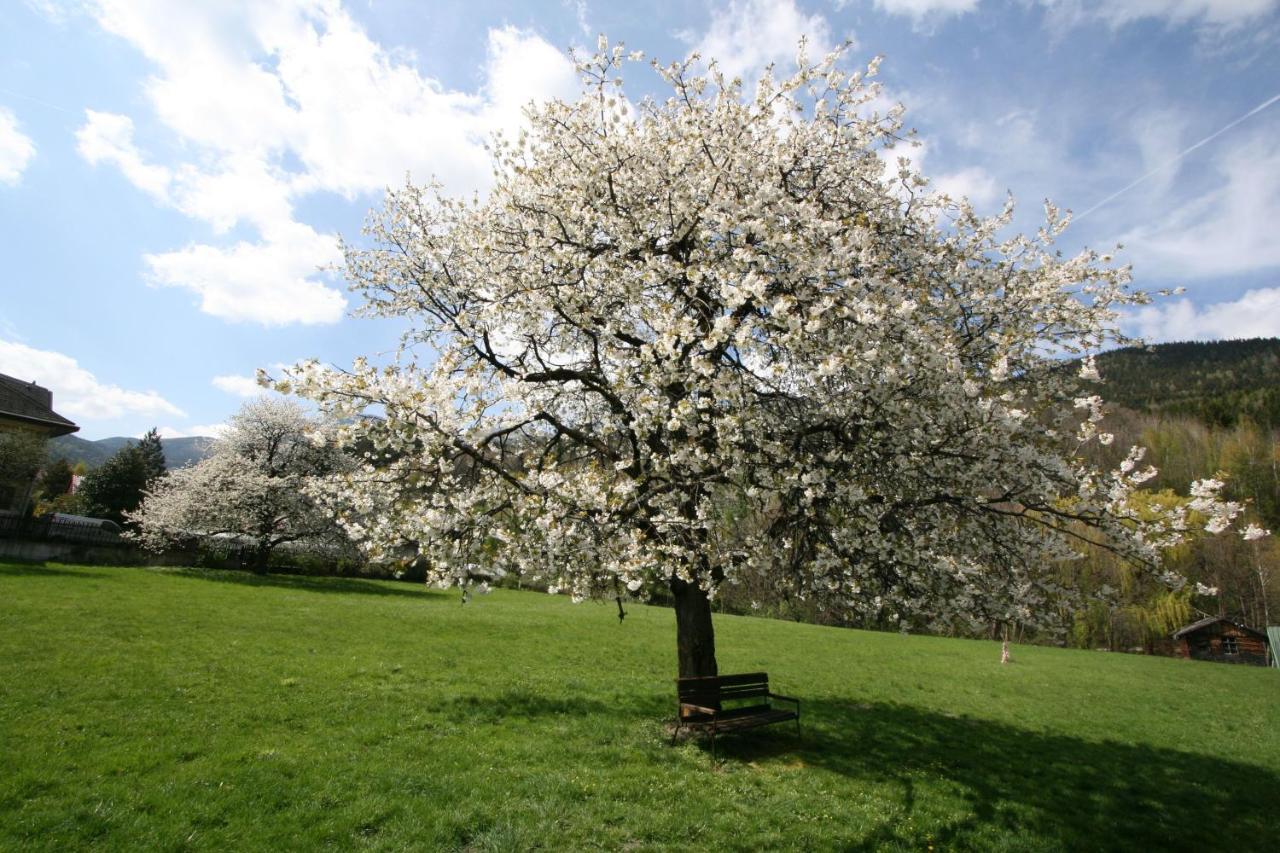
<box><xmin>1172</xmin><ymin>616</ymin><xmax>1270</xmax><ymax>667</ymax></box>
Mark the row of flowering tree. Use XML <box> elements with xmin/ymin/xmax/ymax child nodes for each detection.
<box><xmin>235</xmin><ymin>41</ymin><xmax>1250</xmax><ymax>678</ymax></box>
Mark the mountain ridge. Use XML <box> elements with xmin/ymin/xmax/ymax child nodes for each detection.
<box><xmin>1094</xmin><ymin>337</ymin><xmax>1280</xmax><ymax>428</ymax></box>
<box><xmin>48</xmin><ymin>434</ymin><xmax>216</xmax><ymax>470</ymax></box>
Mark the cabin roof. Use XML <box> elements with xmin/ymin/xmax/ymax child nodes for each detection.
<box><xmin>1172</xmin><ymin>615</ymin><xmax>1268</xmax><ymax>640</ymax></box>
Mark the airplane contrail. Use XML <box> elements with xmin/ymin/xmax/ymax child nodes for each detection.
<box><xmin>1073</xmin><ymin>90</ymin><xmax>1280</xmax><ymax>223</ymax></box>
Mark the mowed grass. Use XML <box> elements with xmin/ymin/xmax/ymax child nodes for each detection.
<box><xmin>1</xmin><ymin>563</ymin><xmax>1277</xmax><ymax>851</ymax></box>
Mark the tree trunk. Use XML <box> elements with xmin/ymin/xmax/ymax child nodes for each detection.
<box><xmin>253</xmin><ymin>538</ymin><xmax>271</xmax><ymax>574</ymax></box>
<box><xmin>672</xmin><ymin>578</ymin><xmax>718</xmax><ymax>678</ymax></box>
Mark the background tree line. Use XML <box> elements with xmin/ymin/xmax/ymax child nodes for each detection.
<box><xmin>28</xmin><ymin>428</ymin><xmax>166</xmax><ymax>524</ymax></box>
<box><xmin>709</xmin><ymin>340</ymin><xmax>1280</xmax><ymax>650</ymax></box>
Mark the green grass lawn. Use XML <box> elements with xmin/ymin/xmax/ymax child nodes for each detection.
<box><xmin>1</xmin><ymin>562</ymin><xmax>1277</xmax><ymax>851</ymax></box>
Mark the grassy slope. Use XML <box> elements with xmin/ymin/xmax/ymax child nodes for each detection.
<box><xmin>1</xmin><ymin>564</ymin><xmax>1277</xmax><ymax>851</ymax></box>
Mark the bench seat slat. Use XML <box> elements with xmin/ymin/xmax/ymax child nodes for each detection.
<box><xmin>673</xmin><ymin>672</ymin><xmax>800</xmax><ymax>754</ymax></box>
<box><xmin>712</xmin><ymin>709</ymin><xmax>798</xmax><ymax>731</ymax></box>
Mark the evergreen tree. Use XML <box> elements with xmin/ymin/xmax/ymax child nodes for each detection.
<box><xmin>36</xmin><ymin>457</ymin><xmax>74</xmax><ymax>500</ymax></box>
<box><xmin>78</xmin><ymin>445</ymin><xmax>150</xmax><ymax>525</ymax></box>
<box><xmin>137</xmin><ymin>427</ymin><xmax>167</xmax><ymax>484</ymax></box>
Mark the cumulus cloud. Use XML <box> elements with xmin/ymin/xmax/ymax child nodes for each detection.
<box><xmin>933</xmin><ymin>166</ymin><xmax>1003</xmax><ymax>209</ymax></box>
<box><xmin>75</xmin><ymin>110</ymin><xmax>172</xmax><ymax>199</ymax></box>
<box><xmin>211</xmin><ymin>373</ymin><xmax>267</xmax><ymax>398</ymax></box>
<box><xmin>877</xmin><ymin>138</ymin><xmax>1003</xmax><ymax>210</ymax></box>
<box><xmin>693</xmin><ymin>0</ymin><xmax>836</xmax><ymax>81</ymax></box>
<box><xmin>0</xmin><ymin>108</ymin><xmax>37</xmax><ymax>185</ymax></box>
<box><xmin>145</xmin><ymin>223</ymin><xmax>345</xmax><ymax>326</ymax></box>
<box><xmin>0</xmin><ymin>339</ymin><xmax>185</xmax><ymax>421</ymax></box>
<box><xmin>1129</xmin><ymin>287</ymin><xmax>1280</xmax><ymax>342</ymax></box>
<box><xmin>77</xmin><ymin>1</ymin><xmax>578</xmax><ymax>327</ymax></box>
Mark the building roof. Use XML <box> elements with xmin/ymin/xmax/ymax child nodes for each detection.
<box><xmin>1172</xmin><ymin>615</ymin><xmax>1268</xmax><ymax>641</ymax></box>
<box><xmin>0</xmin><ymin>373</ymin><xmax>79</xmax><ymax>436</ymax></box>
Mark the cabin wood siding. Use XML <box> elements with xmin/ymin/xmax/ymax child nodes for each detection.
<box><xmin>1176</xmin><ymin>620</ymin><xmax>1269</xmax><ymax>666</ymax></box>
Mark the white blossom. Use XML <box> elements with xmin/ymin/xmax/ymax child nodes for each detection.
<box><xmin>129</xmin><ymin>398</ymin><xmax>350</xmax><ymax>566</ymax></box>
<box><xmin>1077</xmin><ymin>355</ymin><xmax>1100</xmax><ymax>382</ymax></box>
<box><xmin>1242</xmin><ymin>524</ymin><xmax>1270</xmax><ymax>542</ymax></box>
<box><xmin>278</xmin><ymin>41</ymin><xmax>1244</xmax><ymax>642</ymax></box>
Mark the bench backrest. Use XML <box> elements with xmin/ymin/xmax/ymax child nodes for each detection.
<box><xmin>676</xmin><ymin>672</ymin><xmax>770</xmax><ymax>714</ymax></box>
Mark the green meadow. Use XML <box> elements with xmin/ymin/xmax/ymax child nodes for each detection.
<box><xmin>1</xmin><ymin>562</ymin><xmax>1277</xmax><ymax>850</ymax></box>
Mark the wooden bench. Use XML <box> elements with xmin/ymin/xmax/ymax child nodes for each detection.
<box><xmin>674</xmin><ymin>672</ymin><xmax>800</xmax><ymax>757</ymax></box>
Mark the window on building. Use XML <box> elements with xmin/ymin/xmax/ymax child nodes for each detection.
<box><xmin>1222</xmin><ymin>636</ymin><xmax>1239</xmax><ymax>655</ymax></box>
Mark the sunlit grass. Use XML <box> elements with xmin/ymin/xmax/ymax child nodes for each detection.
<box><xmin>1</xmin><ymin>562</ymin><xmax>1276</xmax><ymax>850</ymax></box>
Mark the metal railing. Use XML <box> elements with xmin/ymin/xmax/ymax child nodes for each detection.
<box><xmin>0</xmin><ymin>514</ymin><xmax>123</xmax><ymax>544</ymax></box>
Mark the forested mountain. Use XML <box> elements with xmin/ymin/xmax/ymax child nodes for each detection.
<box><xmin>48</xmin><ymin>434</ymin><xmax>215</xmax><ymax>470</ymax></box>
<box><xmin>1095</xmin><ymin>338</ymin><xmax>1280</xmax><ymax>428</ymax></box>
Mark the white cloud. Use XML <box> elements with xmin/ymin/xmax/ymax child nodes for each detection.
<box><xmin>77</xmin><ymin>1</ymin><xmax>579</xmax><ymax>326</ymax></box>
<box><xmin>1118</xmin><ymin>132</ymin><xmax>1280</xmax><ymax>279</ymax></box>
<box><xmin>1036</xmin><ymin>0</ymin><xmax>1279</xmax><ymax>32</ymax></box>
<box><xmin>212</xmin><ymin>373</ymin><xmax>269</xmax><ymax>397</ymax></box>
<box><xmin>0</xmin><ymin>108</ymin><xmax>36</xmax><ymax>185</ymax></box>
<box><xmin>1094</xmin><ymin>0</ymin><xmax>1277</xmax><ymax>28</ymax></box>
<box><xmin>212</xmin><ymin>360</ymin><xmax>297</xmax><ymax>397</ymax></box>
<box><xmin>1127</xmin><ymin>109</ymin><xmax>1188</xmax><ymax>200</ymax></box>
<box><xmin>76</xmin><ymin>110</ymin><xmax>172</xmax><ymax>199</ymax></box>
<box><xmin>935</xmin><ymin>109</ymin><xmax>1069</xmax><ymax>216</ymax></box>
<box><xmin>0</xmin><ymin>339</ymin><xmax>185</xmax><ymax>421</ymax></box>
<box><xmin>873</xmin><ymin>0</ymin><xmax>979</xmax><ymax>22</ymax></box>
<box><xmin>22</xmin><ymin>0</ymin><xmax>72</xmax><ymax>23</ymax></box>
<box><xmin>482</xmin><ymin>26</ymin><xmax>581</xmax><ymax>138</ymax></box>
<box><xmin>933</xmin><ymin>166</ymin><xmax>1002</xmax><ymax>208</ymax></box>
<box><xmin>877</xmin><ymin>139</ymin><xmax>1002</xmax><ymax>210</ymax></box>
<box><xmin>1129</xmin><ymin>287</ymin><xmax>1280</xmax><ymax>342</ymax></box>
<box><xmin>694</xmin><ymin>0</ymin><xmax>836</xmax><ymax>82</ymax></box>
<box><xmin>566</xmin><ymin>0</ymin><xmax>591</xmax><ymax>37</ymax></box>
<box><xmin>154</xmin><ymin>424</ymin><xmax>228</xmax><ymax>439</ymax></box>
<box><xmin>145</xmin><ymin>222</ymin><xmax>346</xmax><ymax>326</ymax></box>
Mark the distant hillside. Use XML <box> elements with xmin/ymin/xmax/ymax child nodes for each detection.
<box><xmin>48</xmin><ymin>434</ymin><xmax>216</xmax><ymax>470</ymax></box>
<box><xmin>1095</xmin><ymin>338</ymin><xmax>1280</xmax><ymax>428</ymax></box>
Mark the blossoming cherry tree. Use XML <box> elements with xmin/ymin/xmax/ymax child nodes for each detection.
<box><xmin>279</xmin><ymin>41</ymin><xmax>1241</xmax><ymax>677</ymax></box>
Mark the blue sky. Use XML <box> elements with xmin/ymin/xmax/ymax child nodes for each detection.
<box><xmin>1</xmin><ymin>0</ymin><xmax>1278</xmax><ymax>439</ymax></box>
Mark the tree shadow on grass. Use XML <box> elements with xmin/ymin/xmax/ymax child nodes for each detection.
<box><xmin>0</xmin><ymin>562</ymin><xmax>100</xmax><ymax>579</ymax></box>
<box><xmin>164</xmin><ymin>567</ymin><xmax>445</xmax><ymax>601</ymax></box>
<box><xmin>707</xmin><ymin>698</ymin><xmax>1279</xmax><ymax>850</ymax></box>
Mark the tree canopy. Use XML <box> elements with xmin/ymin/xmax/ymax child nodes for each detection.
<box><xmin>0</xmin><ymin>430</ymin><xmax>48</xmax><ymax>514</ymax></box>
<box><xmin>130</xmin><ymin>399</ymin><xmax>348</xmax><ymax>570</ymax></box>
<box><xmin>78</xmin><ymin>440</ymin><xmax>158</xmax><ymax>525</ymax></box>
<box><xmin>278</xmin><ymin>41</ymin><xmax>1242</xmax><ymax>676</ymax></box>
<box><xmin>137</xmin><ymin>428</ymin><xmax>167</xmax><ymax>483</ymax></box>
